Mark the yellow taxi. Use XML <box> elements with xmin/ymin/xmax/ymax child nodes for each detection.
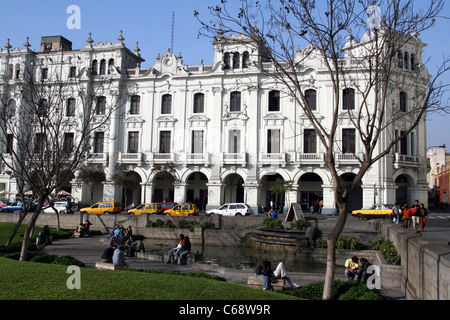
<box><xmin>128</xmin><ymin>203</ymin><xmax>162</xmax><ymax>216</ymax></box>
<box><xmin>164</xmin><ymin>203</ymin><xmax>199</xmax><ymax>216</ymax></box>
<box><xmin>351</xmin><ymin>204</ymin><xmax>399</xmax><ymax>220</ymax></box>
<box><xmin>80</xmin><ymin>201</ymin><xmax>122</xmax><ymax>215</ymax></box>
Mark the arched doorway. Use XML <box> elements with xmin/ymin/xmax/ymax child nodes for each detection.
<box><xmin>121</xmin><ymin>171</ymin><xmax>142</xmax><ymax>209</ymax></box>
<box><xmin>186</xmin><ymin>172</ymin><xmax>209</xmax><ymax>210</ymax></box>
<box><xmin>260</xmin><ymin>173</ymin><xmax>286</xmax><ymax>212</ymax></box>
<box><xmin>395</xmin><ymin>174</ymin><xmax>412</xmax><ymax>206</ymax></box>
<box><xmin>298</xmin><ymin>172</ymin><xmax>323</xmax><ymax>212</ymax></box>
<box><xmin>223</xmin><ymin>174</ymin><xmax>245</xmax><ymax>204</ymax></box>
<box><xmin>340</xmin><ymin>173</ymin><xmax>362</xmax><ymax>212</ymax></box>
<box><xmin>152</xmin><ymin>171</ymin><xmax>175</xmax><ymax>202</ymax></box>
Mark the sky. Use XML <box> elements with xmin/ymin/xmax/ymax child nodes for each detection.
<box><xmin>0</xmin><ymin>0</ymin><xmax>449</xmax><ymax>150</ymax></box>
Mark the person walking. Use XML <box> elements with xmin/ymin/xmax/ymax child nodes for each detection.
<box><xmin>411</xmin><ymin>200</ymin><xmax>420</xmax><ymax>230</ymax></box>
<box><xmin>418</xmin><ymin>203</ymin><xmax>428</xmax><ymax>235</ymax></box>
<box><xmin>402</xmin><ymin>204</ymin><xmax>411</xmax><ymax>228</ymax></box>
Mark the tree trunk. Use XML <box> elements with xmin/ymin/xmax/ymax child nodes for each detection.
<box><xmin>19</xmin><ymin>201</ymin><xmax>44</xmax><ymax>261</ymax></box>
<box><xmin>5</xmin><ymin>211</ymin><xmax>29</xmax><ymax>247</ymax></box>
<box><xmin>322</xmin><ymin>203</ymin><xmax>348</xmax><ymax>300</ymax></box>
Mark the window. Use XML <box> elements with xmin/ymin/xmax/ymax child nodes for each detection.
<box><xmin>410</xmin><ymin>54</ymin><xmax>416</xmax><ymax>71</ymax></box>
<box><xmin>66</xmin><ymin>98</ymin><xmax>76</xmax><ymax>117</ymax></box>
<box><xmin>397</xmin><ymin>50</ymin><xmax>403</xmax><ymax>68</ymax></box>
<box><xmin>403</xmin><ymin>52</ymin><xmax>409</xmax><ymax>70</ymax></box>
<box><xmin>34</xmin><ymin>133</ymin><xmax>45</xmax><ymax>154</ymax></box>
<box><xmin>229</xmin><ymin>130</ymin><xmax>241</xmax><ymax>154</ymax></box>
<box><xmin>108</xmin><ymin>59</ymin><xmax>115</xmax><ymax>74</ymax></box>
<box><xmin>161</xmin><ymin>94</ymin><xmax>172</xmax><ymax>114</ymax></box>
<box><xmin>193</xmin><ymin>93</ymin><xmax>204</xmax><ymax>113</ymax></box>
<box><xmin>41</xmin><ymin>68</ymin><xmax>48</xmax><ymax>81</ymax></box>
<box><xmin>230</xmin><ymin>91</ymin><xmax>241</xmax><ymax>112</ymax></box>
<box><xmin>224</xmin><ymin>53</ymin><xmax>231</xmax><ymax>70</ymax></box>
<box><xmin>69</xmin><ymin>66</ymin><xmax>77</xmax><ymax>78</ymax></box>
<box><xmin>399</xmin><ymin>91</ymin><xmax>407</xmax><ymax>112</ymax></box>
<box><xmin>6</xmin><ymin>134</ymin><xmax>13</xmax><ymax>154</ymax></box>
<box><xmin>305</xmin><ymin>89</ymin><xmax>317</xmax><ymax>110</ymax></box>
<box><xmin>242</xmin><ymin>51</ymin><xmax>249</xmax><ymax>68</ymax></box>
<box><xmin>15</xmin><ymin>65</ymin><xmax>20</xmax><ymax>80</ymax></box>
<box><xmin>233</xmin><ymin>52</ymin><xmax>240</xmax><ymax>69</ymax></box>
<box><xmin>268</xmin><ymin>90</ymin><xmax>280</xmax><ymax>112</ymax></box>
<box><xmin>342</xmin><ymin>129</ymin><xmax>355</xmax><ymax>153</ymax></box>
<box><xmin>410</xmin><ymin>132</ymin><xmax>415</xmax><ymax>155</ymax></box>
<box><xmin>38</xmin><ymin>99</ymin><xmax>48</xmax><ymax>117</ymax></box>
<box><xmin>400</xmin><ymin>131</ymin><xmax>407</xmax><ymax>155</ymax></box>
<box><xmin>267</xmin><ymin>129</ymin><xmax>280</xmax><ymax>153</ymax></box>
<box><xmin>191</xmin><ymin>130</ymin><xmax>204</xmax><ymax>153</ymax></box>
<box><xmin>159</xmin><ymin>131</ymin><xmax>171</xmax><ymax>153</ymax></box>
<box><xmin>343</xmin><ymin>88</ymin><xmax>355</xmax><ymax>110</ymax></box>
<box><xmin>99</xmin><ymin>59</ymin><xmax>106</xmax><ymax>75</ymax></box>
<box><xmin>63</xmin><ymin>133</ymin><xmax>74</xmax><ymax>153</ymax></box>
<box><xmin>303</xmin><ymin>129</ymin><xmax>317</xmax><ymax>153</ymax></box>
<box><xmin>94</xmin><ymin>132</ymin><xmax>104</xmax><ymax>153</ymax></box>
<box><xmin>130</xmin><ymin>95</ymin><xmax>140</xmax><ymax>115</ymax></box>
<box><xmin>91</xmin><ymin>60</ymin><xmax>98</xmax><ymax>75</ymax></box>
<box><xmin>7</xmin><ymin>99</ymin><xmax>16</xmax><ymax>118</ymax></box>
<box><xmin>96</xmin><ymin>96</ymin><xmax>106</xmax><ymax>115</ymax></box>
<box><xmin>128</xmin><ymin>132</ymin><xmax>139</xmax><ymax>153</ymax></box>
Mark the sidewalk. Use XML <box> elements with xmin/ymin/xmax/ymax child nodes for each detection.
<box><xmin>43</xmin><ymin>232</ymin><xmax>407</xmax><ymax>300</ymax></box>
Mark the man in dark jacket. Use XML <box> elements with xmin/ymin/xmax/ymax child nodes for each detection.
<box><xmin>255</xmin><ymin>260</ymin><xmax>273</xmax><ymax>290</ymax></box>
<box><xmin>101</xmin><ymin>244</ymin><xmax>118</xmax><ymax>263</ymax></box>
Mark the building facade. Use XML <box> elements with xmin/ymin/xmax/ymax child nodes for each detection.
<box><xmin>0</xmin><ymin>31</ymin><xmax>430</xmax><ymax>214</ymax></box>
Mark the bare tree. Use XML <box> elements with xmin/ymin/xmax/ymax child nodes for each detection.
<box><xmin>196</xmin><ymin>0</ymin><xmax>449</xmax><ymax>299</ymax></box>
<box><xmin>0</xmin><ymin>54</ymin><xmax>121</xmax><ymax>260</ymax></box>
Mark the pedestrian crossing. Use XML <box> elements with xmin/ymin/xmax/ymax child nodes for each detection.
<box><xmin>428</xmin><ymin>215</ymin><xmax>450</xmax><ymax>220</ymax></box>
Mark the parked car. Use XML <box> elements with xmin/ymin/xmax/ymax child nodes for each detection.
<box><xmin>0</xmin><ymin>201</ymin><xmax>38</xmax><ymax>213</ymax></box>
<box><xmin>351</xmin><ymin>204</ymin><xmax>399</xmax><ymax>219</ymax></box>
<box><xmin>128</xmin><ymin>203</ymin><xmax>162</xmax><ymax>215</ymax></box>
<box><xmin>164</xmin><ymin>203</ymin><xmax>199</xmax><ymax>216</ymax></box>
<box><xmin>80</xmin><ymin>201</ymin><xmax>122</xmax><ymax>215</ymax></box>
<box><xmin>206</xmin><ymin>203</ymin><xmax>252</xmax><ymax>216</ymax></box>
<box><xmin>43</xmin><ymin>201</ymin><xmax>70</xmax><ymax>214</ymax></box>
<box><xmin>157</xmin><ymin>202</ymin><xmax>177</xmax><ymax>211</ymax></box>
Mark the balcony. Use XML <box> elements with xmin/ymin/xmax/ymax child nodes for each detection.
<box><xmin>148</xmin><ymin>152</ymin><xmax>176</xmax><ymax>164</ymax></box>
<box><xmin>87</xmin><ymin>153</ymin><xmax>108</xmax><ymax>164</ymax></box>
<box><xmin>184</xmin><ymin>153</ymin><xmax>210</xmax><ymax>166</ymax></box>
<box><xmin>118</xmin><ymin>152</ymin><xmax>143</xmax><ymax>164</ymax></box>
<box><xmin>220</xmin><ymin>153</ymin><xmax>247</xmax><ymax>167</ymax></box>
<box><xmin>394</xmin><ymin>153</ymin><xmax>420</xmax><ymax>168</ymax></box>
<box><xmin>296</xmin><ymin>152</ymin><xmax>324</xmax><ymax>166</ymax></box>
<box><xmin>335</xmin><ymin>152</ymin><xmax>364</xmax><ymax>166</ymax></box>
<box><xmin>259</xmin><ymin>153</ymin><xmax>287</xmax><ymax>167</ymax></box>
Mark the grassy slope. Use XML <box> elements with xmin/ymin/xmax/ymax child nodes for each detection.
<box><xmin>0</xmin><ymin>257</ymin><xmax>299</xmax><ymax>300</ymax></box>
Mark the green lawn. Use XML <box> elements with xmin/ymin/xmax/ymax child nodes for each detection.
<box><xmin>0</xmin><ymin>222</ymin><xmax>299</xmax><ymax>300</ymax></box>
<box><xmin>0</xmin><ymin>257</ymin><xmax>299</xmax><ymax>300</ymax></box>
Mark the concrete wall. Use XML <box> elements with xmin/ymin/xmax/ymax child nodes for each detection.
<box><xmin>380</xmin><ymin>221</ymin><xmax>450</xmax><ymax>300</ymax></box>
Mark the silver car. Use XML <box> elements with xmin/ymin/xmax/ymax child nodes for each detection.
<box><xmin>206</xmin><ymin>203</ymin><xmax>252</xmax><ymax>216</ymax></box>
<box><xmin>43</xmin><ymin>202</ymin><xmax>70</xmax><ymax>214</ymax></box>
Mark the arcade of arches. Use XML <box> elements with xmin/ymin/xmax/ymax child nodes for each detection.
<box><xmin>77</xmin><ymin>169</ymin><xmax>423</xmax><ymax>214</ymax></box>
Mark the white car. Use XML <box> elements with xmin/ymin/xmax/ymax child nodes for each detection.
<box><xmin>206</xmin><ymin>203</ymin><xmax>252</xmax><ymax>216</ymax></box>
<box><xmin>43</xmin><ymin>202</ymin><xmax>70</xmax><ymax>214</ymax></box>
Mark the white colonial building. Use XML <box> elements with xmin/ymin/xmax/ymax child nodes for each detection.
<box><xmin>0</xmin><ymin>30</ymin><xmax>429</xmax><ymax>214</ymax></box>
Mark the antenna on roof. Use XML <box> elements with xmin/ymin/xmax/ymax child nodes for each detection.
<box><xmin>171</xmin><ymin>11</ymin><xmax>175</xmax><ymax>53</ymax></box>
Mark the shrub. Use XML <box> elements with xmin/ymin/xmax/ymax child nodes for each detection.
<box><xmin>335</xmin><ymin>236</ymin><xmax>368</xmax><ymax>250</ymax></box>
<box><xmin>368</xmin><ymin>238</ymin><xmax>401</xmax><ymax>265</ymax></box>
<box><xmin>279</xmin><ymin>280</ymin><xmax>382</xmax><ymax>300</ymax></box>
<box><xmin>290</xmin><ymin>219</ymin><xmax>309</xmax><ymax>230</ymax></box>
<box><xmin>262</xmin><ymin>217</ymin><xmax>283</xmax><ymax>230</ymax></box>
<box><xmin>51</xmin><ymin>255</ymin><xmax>85</xmax><ymax>268</ymax></box>
<box><xmin>30</xmin><ymin>253</ymin><xmax>58</xmax><ymax>264</ymax></box>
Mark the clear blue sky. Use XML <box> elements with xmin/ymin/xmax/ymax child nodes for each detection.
<box><xmin>1</xmin><ymin>0</ymin><xmax>449</xmax><ymax>150</ymax></box>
